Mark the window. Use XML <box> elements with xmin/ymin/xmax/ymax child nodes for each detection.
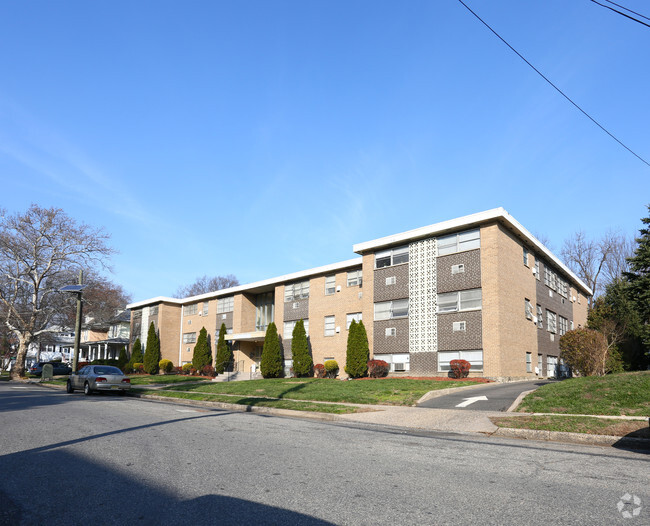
<box><xmin>535</xmin><ymin>260</ymin><xmax>540</xmax><ymax>280</ymax></box>
<box><xmin>184</xmin><ymin>304</ymin><xmax>198</xmax><ymax>316</ymax></box>
<box><xmin>525</xmin><ymin>299</ymin><xmax>533</xmax><ymax>320</ymax></box>
<box><xmin>452</xmin><ymin>321</ymin><xmax>466</xmax><ymax>332</ymax></box>
<box><xmin>202</xmin><ymin>302</ymin><xmax>209</xmax><ymax>316</ymax></box>
<box><xmin>283</xmin><ymin>319</ymin><xmax>309</xmax><ymax>339</ymax></box>
<box><xmin>324</xmin><ymin>275</ymin><xmax>336</xmax><ymax>295</ymax></box>
<box><xmin>438</xmin><ymin>350</ymin><xmax>483</xmax><ymax>372</ymax></box>
<box><xmin>385</xmin><ymin>276</ymin><xmax>396</xmax><ymax>286</ymax></box>
<box><xmin>523</xmin><ymin>248</ymin><xmax>529</xmax><ymax>267</ymax></box>
<box><xmin>217</xmin><ymin>296</ymin><xmax>234</xmax><ymax>313</ymax></box>
<box><xmin>255</xmin><ymin>292</ymin><xmax>274</xmax><ymax>331</ymax></box>
<box><xmin>346</xmin><ymin>312</ymin><xmax>362</xmax><ymax>329</ymax></box>
<box><xmin>381</xmin><ymin>353</ymin><xmax>410</xmax><ymax>372</ymax></box>
<box><xmin>546</xmin><ymin>310</ymin><xmax>557</xmax><ymax>334</ymax></box>
<box><xmin>558</xmin><ymin>316</ymin><xmax>568</xmax><ymax>336</ymax></box>
<box><xmin>182</xmin><ymin>332</ymin><xmax>197</xmax><ymax>344</ymax></box>
<box><xmin>375</xmin><ymin>245</ymin><xmax>409</xmax><ymax>268</ymax></box>
<box><xmin>324</xmin><ymin>316</ymin><xmax>335</xmax><ymax>336</ymax></box>
<box><xmin>374</xmin><ymin>299</ymin><xmax>409</xmax><ymax>320</ymax></box>
<box><xmin>385</xmin><ymin>327</ymin><xmax>396</xmax><ymax>337</ymax></box>
<box><xmin>536</xmin><ymin>305</ymin><xmax>543</xmax><ymax>329</ymax></box>
<box><xmin>285</xmin><ymin>281</ymin><xmax>309</xmax><ymax>302</ymax></box>
<box><xmin>437</xmin><ymin>289</ymin><xmax>482</xmax><ymax>313</ymax></box>
<box><xmin>538</xmin><ymin>354</ymin><xmax>543</xmax><ymax>373</ymax></box>
<box><xmin>149</xmin><ymin>305</ymin><xmax>159</xmax><ymax>316</ymax></box>
<box><xmin>438</xmin><ymin>229</ymin><xmax>480</xmax><ymax>256</ymax></box>
<box><xmin>451</xmin><ymin>264</ymin><xmax>465</xmax><ymax>275</ymax></box>
<box><xmin>347</xmin><ymin>270</ymin><xmax>362</xmax><ymax>287</ymax></box>
<box><xmin>526</xmin><ymin>352</ymin><xmax>532</xmax><ymax>373</ymax></box>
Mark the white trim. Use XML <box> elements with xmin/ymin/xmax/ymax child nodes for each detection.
<box><xmin>127</xmin><ymin>257</ymin><xmax>363</xmax><ymax>309</ymax></box>
<box><xmin>352</xmin><ymin>208</ymin><xmax>592</xmax><ymax>296</ymax></box>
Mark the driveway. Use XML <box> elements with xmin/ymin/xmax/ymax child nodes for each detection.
<box><xmin>417</xmin><ymin>379</ymin><xmax>554</xmax><ymax>412</ymax></box>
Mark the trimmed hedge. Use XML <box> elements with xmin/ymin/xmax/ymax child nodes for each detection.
<box><xmin>368</xmin><ymin>359</ymin><xmax>390</xmax><ymax>378</ymax></box>
<box><xmin>450</xmin><ymin>359</ymin><xmax>471</xmax><ymax>379</ymax></box>
<box><xmin>159</xmin><ymin>359</ymin><xmax>174</xmax><ymax>373</ymax></box>
<box><xmin>324</xmin><ymin>360</ymin><xmax>339</xmax><ymax>379</ymax></box>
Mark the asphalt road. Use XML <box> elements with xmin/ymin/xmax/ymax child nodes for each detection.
<box><xmin>417</xmin><ymin>379</ymin><xmax>554</xmax><ymax>411</ymax></box>
<box><xmin>1</xmin><ymin>383</ymin><xmax>648</xmax><ymax>525</ymax></box>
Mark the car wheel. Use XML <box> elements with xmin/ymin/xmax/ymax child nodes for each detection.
<box><xmin>66</xmin><ymin>380</ymin><xmax>74</xmax><ymax>393</ymax></box>
<box><xmin>84</xmin><ymin>382</ymin><xmax>92</xmax><ymax>396</ymax></box>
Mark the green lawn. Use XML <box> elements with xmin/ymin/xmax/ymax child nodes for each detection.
<box><xmin>132</xmin><ymin>389</ymin><xmax>361</xmax><ymax>414</ymax></box>
<box><xmin>491</xmin><ymin>415</ymin><xmax>650</xmax><ymax>438</ymax></box>
<box><xmin>153</xmin><ymin>377</ymin><xmax>481</xmax><ymax>406</ymax></box>
<box><xmin>517</xmin><ymin>371</ymin><xmax>650</xmax><ymax>416</ymax></box>
<box><xmin>127</xmin><ymin>375</ymin><xmax>211</xmax><ymax>386</ymax></box>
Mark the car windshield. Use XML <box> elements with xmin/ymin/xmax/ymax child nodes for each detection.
<box><xmin>94</xmin><ymin>367</ymin><xmax>123</xmax><ymax>375</ymax></box>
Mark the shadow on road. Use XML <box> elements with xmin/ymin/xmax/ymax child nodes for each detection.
<box><xmin>0</xmin><ymin>448</ymin><xmax>335</xmax><ymax>525</ymax></box>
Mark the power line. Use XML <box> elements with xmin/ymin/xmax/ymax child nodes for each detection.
<box><xmin>457</xmin><ymin>0</ymin><xmax>650</xmax><ymax>168</ymax></box>
<box><xmin>590</xmin><ymin>0</ymin><xmax>650</xmax><ymax>28</ymax></box>
<box><xmin>602</xmin><ymin>0</ymin><xmax>650</xmax><ymax>22</ymax></box>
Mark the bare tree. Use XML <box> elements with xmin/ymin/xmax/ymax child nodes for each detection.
<box><xmin>602</xmin><ymin>233</ymin><xmax>635</xmax><ymax>286</ymax></box>
<box><xmin>174</xmin><ymin>274</ymin><xmax>239</xmax><ymax>298</ymax></box>
<box><xmin>561</xmin><ymin>230</ymin><xmax>633</xmax><ymax>308</ymax></box>
<box><xmin>0</xmin><ymin>205</ymin><xmax>115</xmax><ymax>378</ymax></box>
<box><xmin>58</xmin><ymin>270</ymin><xmax>132</xmax><ymax>327</ymax></box>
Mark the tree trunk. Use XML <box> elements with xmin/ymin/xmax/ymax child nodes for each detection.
<box><xmin>10</xmin><ymin>339</ymin><xmax>28</xmax><ymax>379</ymax></box>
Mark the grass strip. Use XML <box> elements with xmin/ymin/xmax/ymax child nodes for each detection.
<box><xmin>132</xmin><ymin>388</ymin><xmax>360</xmax><ymax>414</ymax></box>
<box><xmin>517</xmin><ymin>371</ymin><xmax>650</xmax><ymax>417</ymax></box>
<box><xmin>491</xmin><ymin>415</ymin><xmax>650</xmax><ymax>438</ymax></box>
<box><xmin>153</xmin><ymin>377</ymin><xmax>480</xmax><ymax>406</ymax></box>
<box><xmin>127</xmin><ymin>375</ymin><xmax>212</xmax><ymax>386</ymax></box>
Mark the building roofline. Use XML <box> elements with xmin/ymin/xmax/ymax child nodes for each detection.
<box><xmin>353</xmin><ymin>207</ymin><xmax>593</xmax><ymax>296</ymax></box>
<box><xmin>127</xmin><ymin>257</ymin><xmax>363</xmax><ymax>310</ymax></box>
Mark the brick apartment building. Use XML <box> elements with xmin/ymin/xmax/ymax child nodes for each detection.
<box><xmin>127</xmin><ymin>208</ymin><xmax>591</xmax><ymax>381</ymax></box>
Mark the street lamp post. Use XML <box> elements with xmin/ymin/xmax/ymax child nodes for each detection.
<box><xmin>61</xmin><ymin>270</ymin><xmax>86</xmax><ymax>373</ymax></box>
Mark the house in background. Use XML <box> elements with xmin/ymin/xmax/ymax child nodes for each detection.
<box><xmin>80</xmin><ymin>310</ymin><xmax>131</xmax><ymax>362</ymax></box>
<box><xmin>127</xmin><ymin>209</ymin><xmax>591</xmax><ymax>381</ymax></box>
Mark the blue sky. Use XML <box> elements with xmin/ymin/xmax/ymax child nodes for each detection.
<box><xmin>1</xmin><ymin>0</ymin><xmax>648</xmax><ymax>302</ymax></box>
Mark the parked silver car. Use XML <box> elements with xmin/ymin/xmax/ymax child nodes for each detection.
<box><xmin>66</xmin><ymin>365</ymin><xmax>131</xmax><ymax>395</ymax></box>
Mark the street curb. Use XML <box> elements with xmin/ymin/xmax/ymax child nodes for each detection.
<box><xmin>492</xmin><ymin>427</ymin><xmax>650</xmax><ymax>450</ymax></box>
<box><xmin>131</xmin><ymin>392</ymin><xmax>345</xmax><ymax>423</ymax></box>
<box><xmin>506</xmin><ymin>389</ymin><xmax>536</xmax><ymax>412</ymax></box>
<box><xmin>416</xmin><ymin>382</ymin><xmax>491</xmax><ymax>405</ymax></box>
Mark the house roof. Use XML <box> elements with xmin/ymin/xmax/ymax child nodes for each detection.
<box><xmin>353</xmin><ymin>207</ymin><xmax>592</xmax><ymax>296</ymax></box>
<box><xmin>127</xmin><ymin>257</ymin><xmax>363</xmax><ymax>309</ymax></box>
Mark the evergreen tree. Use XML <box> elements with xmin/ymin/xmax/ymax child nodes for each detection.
<box><xmin>192</xmin><ymin>327</ymin><xmax>212</xmax><ymax>371</ymax></box>
<box><xmin>117</xmin><ymin>346</ymin><xmax>128</xmax><ymax>371</ymax></box>
<box><xmin>127</xmin><ymin>338</ymin><xmax>143</xmax><ymax>371</ymax></box>
<box><xmin>345</xmin><ymin>319</ymin><xmax>369</xmax><ymax>378</ymax></box>
<box><xmin>215</xmin><ymin>323</ymin><xmax>232</xmax><ymax>374</ymax></box>
<box><xmin>143</xmin><ymin>322</ymin><xmax>161</xmax><ymax>375</ymax></box>
<box><xmin>291</xmin><ymin>319</ymin><xmax>312</xmax><ymax>377</ymax></box>
<box><xmin>260</xmin><ymin>322</ymin><xmax>283</xmax><ymax>378</ymax></box>
<box><xmin>623</xmin><ymin>205</ymin><xmax>650</xmax><ymax>356</ymax></box>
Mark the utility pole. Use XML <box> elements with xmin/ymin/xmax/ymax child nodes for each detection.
<box><xmin>72</xmin><ymin>269</ymin><xmax>83</xmax><ymax>373</ymax></box>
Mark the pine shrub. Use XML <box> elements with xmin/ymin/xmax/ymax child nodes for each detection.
<box><xmin>215</xmin><ymin>323</ymin><xmax>232</xmax><ymax>374</ymax></box>
<box><xmin>291</xmin><ymin>319</ymin><xmax>312</xmax><ymax>377</ymax></box>
<box><xmin>117</xmin><ymin>346</ymin><xmax>128</xmax><ymax>371</ymax></box>
<box><xmin>260</xmin><ymin>322</ymin><xmax>283</xmax><ymax>378</ymax></box>
<box><xmin>143</xmin><ymin>322</ymin><xmax>161</xmax><ymax>375</ymax></box>
<box><xmin>192</xmin><ymin>327</ymin><xmax>212</xmax><ymax>371</ymax></box>
<box><xmin>127</xmin><ymin>338</ymin><xmax>143</xmax><ymax>372</ymax></box>
<box><xmin>345</xmin><ymin>320</ymin><xmax>369</xmax><ymax>378</ymax></box>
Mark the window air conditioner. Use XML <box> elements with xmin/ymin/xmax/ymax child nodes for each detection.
<box><xmin>532</xmin><ymin>268</ymin><xmax>537</xmax><ymax>275</ymax></box>
<box><xmin>532</xmin><ymin>316</ymin><xmax>538</xmax><ymax>324</ymax></box>
<box><xmin>394</xmin><ymin>363</ymin><xmax>406</xmax><ymax>372</ymax></box>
